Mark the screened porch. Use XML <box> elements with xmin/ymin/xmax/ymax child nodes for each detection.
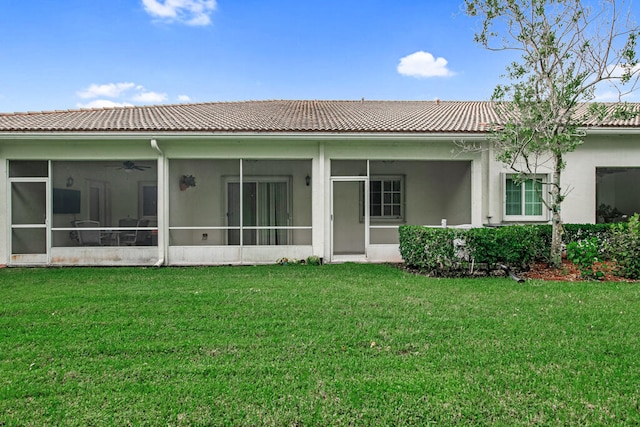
<box><xmin>330</xmin><ymin>160</ymin><xmax>472</xmax><ymax>262</ymax></box>
<box><xmin>167</xmin><ymin>159</ymin><xmax>313</xmax><ymax>264</ymax></box>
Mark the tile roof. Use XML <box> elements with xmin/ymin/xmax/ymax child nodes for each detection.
<box><xmin>0</xmin><ymin>100</ymin><xmax>638</xmax><ymax>134</ymax></box>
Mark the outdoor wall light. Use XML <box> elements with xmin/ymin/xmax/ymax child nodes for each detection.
<box><xmin>179</xmin><ymin>174</ymin><xmax>196</xmax><ymax>191</ymax></box>
<box><xmin>305</xmin><ymin>174</ymin><xmax>311</xmax><ymax>186</ymax></box>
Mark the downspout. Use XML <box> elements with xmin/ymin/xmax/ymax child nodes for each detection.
<box><xmin>486</xmin><ymin>141</ymin><xmax>495</xmax><ymax>226</ymax></box>
<box><xmin>150</xmin><ymin>139</ymin><xmax>166</xmax><ymax>267</ymax></box>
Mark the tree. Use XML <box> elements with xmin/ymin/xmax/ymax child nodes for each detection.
<box><xmin>465</xmin><ymin>0</ymin><xmax>640</xmax><ymax>267</ymax></box>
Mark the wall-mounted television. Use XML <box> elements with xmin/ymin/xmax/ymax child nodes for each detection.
<box><xmin>53</xmin><ymin>188</ymin><xmax>81</xmax><ymax>214</ymax></box>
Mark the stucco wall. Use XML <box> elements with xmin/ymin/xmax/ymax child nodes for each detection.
<box><xmin>0</xmin><ymin>158</ymin><xmax>6</xmax><ymax>264</ymax></box>
<box><xmin>567</xmin><ymin>134</ymin><xmax>640</xmax><ymax>223</ymax></box>
<box><xmin>488</xmin><ymin>133</ymin><xmax>640</xmax><ymax>224</ymax></box>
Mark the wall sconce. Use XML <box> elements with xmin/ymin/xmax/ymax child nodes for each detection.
<box><xmin>179</xmin><ymin>174</ymin><xmax>196</xmax><ymax>191</ymax></box>
<box><xmin>305</xmin><ymin>174</ymin><xmax>311</xmax><ymax>186</ymax></box>
<box><xmin>66</xmin><ymin>176</ymin><xmax>74</xmax><ymax>187</ymax></box>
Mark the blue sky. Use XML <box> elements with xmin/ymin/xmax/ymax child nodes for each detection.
<box><xmin>0</xmin><ymin>0</ymin><xmax>637</xmax><ymax>113</ymax></box>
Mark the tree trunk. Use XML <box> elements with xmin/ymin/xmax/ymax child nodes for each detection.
<box><xmin>549</xmin><ymin>155</ymin><xmax>564</xmax><ymax>268</ymax></box>
<box><xmin>550</xmin><ymin>208</ymin><xmax>563</xmax><ymax>268</ymax></box>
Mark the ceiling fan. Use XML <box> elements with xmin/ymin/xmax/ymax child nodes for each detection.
<box><xmin>111</xmin><ymin>161</ymin><xmax>151</xmax><ymax>172</ymax></box>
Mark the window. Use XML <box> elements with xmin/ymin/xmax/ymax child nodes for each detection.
<box><xmin>368</xmin><ymin>176</ymin><xmax>404</xmax><ymax>220</ymax></box>
<box><xmin>504</xmin><ymin>175</ymin><xmax>546</xmax><ymax>220</ymax></box>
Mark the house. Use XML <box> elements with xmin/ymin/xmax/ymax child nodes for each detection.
<box><xmin>1</xmin><ymin>100</ymin><xmax>639</xmax><ymax>267</ymax></box>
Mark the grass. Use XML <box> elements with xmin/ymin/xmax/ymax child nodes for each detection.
<box><xmin>1</xmin><ymin>264</ymin><xmax>639</xmax><ymax>426</ymax></box>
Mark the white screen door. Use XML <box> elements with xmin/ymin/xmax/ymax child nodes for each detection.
<box><xmin>10</xmin><ymin>179</ymin><xmax>49</xmax><ymax>264</ymax></box>
<box><xmin>331</xmin><ymin>179</ymin><xmax>367</xmax><ymax>261</ymax></box>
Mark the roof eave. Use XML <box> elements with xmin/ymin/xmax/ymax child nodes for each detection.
<box><xmin>0</xmin><ymin>130</ymin><xmax>491</xmax><ymax>141</ymax></box>
<box><xmin>584</xmin><ymin>127</ymin><xmax>640</xmax><ymax>135</ymax></box>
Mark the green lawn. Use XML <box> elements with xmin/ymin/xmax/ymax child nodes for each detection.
<box><xmin>1</xmin><ymin>264</ymin><xmax>639</xmax><ymax>426</ymax></box>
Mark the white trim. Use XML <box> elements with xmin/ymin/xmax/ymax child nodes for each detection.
<box><xmin>7</xmin><ymin>161</ymin><xmax>50</xmax><ymax>265</ymax></box>
<box><xmin>330</xmin><ymin>176</ymin><xmax>369</xmax><ymax>262</ymax></box>
<box><xmin>502</xmin><ymin>173</ymin><xmax>549</xmax><ymax>222</ymax></box>
<box><xmin>154</xmin><ymin>140</ymin><xmax>167</xmax><ymax>266</ymax></box>
<box><xmin>313</xmin><ymin>141</ymin><xmax>325</xmax><ymax>259</ymax></box>
<box><xmin>0</xmin><ymin>132</ymin><xmax>491</xmax><ymax>141</ymax></box>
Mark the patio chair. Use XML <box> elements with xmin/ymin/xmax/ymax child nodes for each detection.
<box><xmin>74</xmin><ymin>220</ymin><xmax>107</xmax><ymax>246</ymax></box>
<box><xmin>119</xmin><ymin>218</ymin><xmax>149</xmax><ymax>245</ymax></box>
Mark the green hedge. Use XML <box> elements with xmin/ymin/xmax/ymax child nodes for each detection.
<box><xmin>564</xmin><ymin>223</ymin><xmax>619</xmax><ymax>242</ymax></box>
<box><xmin>399</xmin><ymin>223</ymin><xmax>618</xmax><ymax>274</ymax></box>
<box><xmin>609</xmin><ymin>214</ymin><xmax>640</xmax><ymax>279</ymax></box>
<box><xmin>398</xmin><ymin>226</ymin><xmax>460</xmax><ymax>272</ymax></box>
<box><xmin>465</xmin><ymin>225</ymin><xmax>545</xmax><ymax>267</ymax></box>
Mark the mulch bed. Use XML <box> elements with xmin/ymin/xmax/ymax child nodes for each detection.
<box><xmin>398</xmin><ymin>259</ymin><xmax>637</xmax><ymax>282</ymax></box>
<box><xmin>521</xmin><ymin>259</ymin><xmax>635</xmax><ymax>282</ymax></box>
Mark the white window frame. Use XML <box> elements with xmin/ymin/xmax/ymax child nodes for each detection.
<box><xmin>502</xmin><ymin>173</ymin><xmax>548</xmax><ymax>222</ymax></box>
<box><xmin>364</xmin><ymin>175</ymin><xmax>405</xmax><ymax>222</ymax></box>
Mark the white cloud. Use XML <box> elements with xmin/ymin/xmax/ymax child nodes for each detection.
<box><xmin>77</xmin><ymin>82</ymin><xmax>136</xmax><ymax>99</ymax></box>
<box><xmin>397</xmin><ymin>51</ymin><xmax>454</xmax><ymax>78</ymax></box>
<box><xmin>76</xmin><ymin>99</ymin><xmax>134</xmax><ymax>109</ymax></box>
<box><xmin>131</xmin><ymin>91</ymin><xmax>168</xmax><ymax>103</ymax></box>
<box><xmin>76</xmin><ymin>82</ymin><xmax>175</xmax><ymax>108</ymax></box>
<box><xmin>177</xmin><ymin>95</ymin><xmax>192</xmax><ymax>102</ymax></box>
<box><xmin>142</xmin><ymin>0</ymin><xmax>217</xmax><ymax>26</ymax></box>
<box><xmin>604</xmin><ymin>63</ymin><xmax>640</xmax><ymax>79</ymax></box>
<box><xmin>593</xmin><ymin>86</ymin><xmax>640</xmax><ymax>102</ymax></box>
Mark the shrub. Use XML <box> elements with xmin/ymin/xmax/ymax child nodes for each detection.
<box><xmin>566</xmin><ymin>237</ymin><xmax>605</xmax><ymax>280</ymax></box>
<box><xmin>466</xmin><ymin>225</ymin><xmax>545</xmax><ymax>268</ymax></box>
<box><xmin>399</xmin><ymin>226</ymin><xmax>461</xmax><ymax>273</ymax></box>
<box><xmin>277</xmin><ymin>256</ymin><xmax>322</xmax><ymax>266</ymax></box>
<box><xmin>399</xmin><ymin>223</ymin><xmax>619</xmax><ymax>277</ymax></box>
<box><xmin>609</xmin><ymin>213</ymin><xmax>640</xmax><ymax>279</ymax></box>
<box><xmin>564</xmin><ymin>224</ymin><xmax>616</xmax><ymax>259</ymax></box>
<box><xmin>399</xmin><ymin>225</ymin><xmax>545</xmax><ymax>274</ymax></box>
<box><xmin>564</xmin><ymin>223</ymin><xmax>616</xmax><ymax>244</ymax></box>
<box><xmin>276</xmin><ymin>257</ymin><xmax>303</xmax><ymax>265</ymax></box>
<box><xmin>306</xmin><ymin>255</ymin><xmax>321</xmax><ymax>266</ymax></box>
<box><xmin>462</xmin><ymin>227</ymin><xmax>501</xmax><ymax>265</ymax></box>
<box><xmin>536</xmin><ymin>223</ymin><xmax>615</xmax><ymax>263</ymax></box>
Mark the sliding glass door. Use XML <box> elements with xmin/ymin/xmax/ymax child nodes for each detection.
<box><xmin>227</xmin><ymin>179</ymin><xmax>290</xmax><ymax>245</ymax></box>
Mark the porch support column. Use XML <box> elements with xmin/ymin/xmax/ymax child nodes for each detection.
<box><xmin>0</xmin><ymin>156</ymin><xmax>7</xmax><ymax>265</ymax></box>
<box><xmin>484</xmin><ymin>142</ymin><xmax>494</xmax><ymax>225</ymax></box>
<box><xmin>312</xmin><ymin>141</ymin><xmax>325</xmax><ymax>260</ymax></box>
<box><xmin>471</xmin><ymin>158</ymin><xmax>484</xmax><ymax>227</ymax></box>
<box><xmin>151</xmin><ymin>139</ymin><xmax>166</xmax><ymax>266</ymax></box>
